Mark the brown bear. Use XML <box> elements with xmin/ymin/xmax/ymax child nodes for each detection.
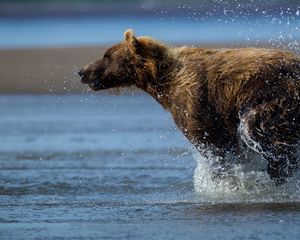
<box><xmin>78</xmin><ymin>29</ymin><xmax>300</xmax><ymax>185</ymax></box>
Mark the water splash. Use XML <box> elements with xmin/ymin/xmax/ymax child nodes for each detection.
<box><xmin>193</xmin><ymin>148</ymin><xmax>300</xmax><ymax>203</ymax></box>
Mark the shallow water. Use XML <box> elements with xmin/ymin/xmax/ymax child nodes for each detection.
<box><xmin>0</xmin><ymin>16</ymin><xmax>300</xmax><ymax>49</ymax></box>
<box><xmin>1</xmin><ymin>94</ymin><xmax>300</xmax><ymax>240</ymax></box>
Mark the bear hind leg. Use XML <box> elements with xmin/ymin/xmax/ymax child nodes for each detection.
<box><xmin>266</xmin><ymin>144</ymin><xmax>298</xmax><ymax>185</ymax></box>
<box><xmin>239</xmin><ymin>107</ymin><xmax>299</xmax><ymax>185</ymax></box>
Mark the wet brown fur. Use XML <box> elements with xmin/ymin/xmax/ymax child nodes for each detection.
<box><xmin>80</xmin><ymin>30</ymin><xmax>300</xmax><ymax>184</ymax></box>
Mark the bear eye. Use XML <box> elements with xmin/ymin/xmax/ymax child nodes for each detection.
<box><xmin>104</xmin><ymin>53</ymin><xmax>111</xmax><ymax>59</ymax></box>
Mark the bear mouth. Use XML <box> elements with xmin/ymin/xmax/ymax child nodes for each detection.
<box><xmin>88</xmin><ymin>79</ymin><xmax>106</xmax><ymax>91</ymax></box>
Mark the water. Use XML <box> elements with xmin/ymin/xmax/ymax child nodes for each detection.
<box><xmin>1</xmin><ymin>94</ymin><xmax>300</xmax><ymax>239</ymax></box>
<box><xmin>0</xmin><ymin>16</ymin><xmax>300</xmax><ymax>49</ymax></box>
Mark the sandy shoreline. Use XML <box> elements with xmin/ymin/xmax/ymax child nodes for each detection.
<box><xmin>0</xmin><ymin>43</ymin><xmax>297</xmax><ymax>94</ymax></box>
<box><xmin>0</xmin><ymin>46</ymin><xmax>111</xmax><ymax>94</ymax></box>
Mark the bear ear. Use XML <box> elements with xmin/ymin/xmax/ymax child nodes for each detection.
<box><xmin>124</xmin><ymin>29</ymin><xmax>142</xmax><ymax>53</ymax></box>
<box><xmin>124</xmin><ymin>29</ymin><xmax>135</xmax><ymax>42</ymax></box>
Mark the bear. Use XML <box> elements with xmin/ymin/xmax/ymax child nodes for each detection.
<box><xmin>78</xmin><ymin>29</ymin><xmax>300</xmax><ymax>185</ymax></box>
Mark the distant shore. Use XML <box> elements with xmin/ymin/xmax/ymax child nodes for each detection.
<box><xmin>0</xmin><ymin>42</ymin><xmax>298</xmax><ymax>94</ymax></box>
<box><xmin>0</xmin><ymin>46</ymin><xmax>109</xmax><ymax>94</ymax></box>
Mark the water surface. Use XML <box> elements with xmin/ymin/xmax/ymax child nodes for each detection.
<box><xmin>1</xmin><ymin>94</ymin><xmax>300</xmax><ymax>240</ymax></box>
<box><xmin>0</xmin><ymin>16</ymin><xmax>300</xmax><ymax>48</ymax></box>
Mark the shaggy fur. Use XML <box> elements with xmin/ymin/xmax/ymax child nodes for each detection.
<box><xmin>79</xmin><ymin>29</ymin><xmax>300</xmax><ymax>184</ymax></box>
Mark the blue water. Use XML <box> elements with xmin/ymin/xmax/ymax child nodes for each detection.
<box><xmin>1</xmin><ymin>94</ymin><xmax>300</xmax><ymax>240</ymax></box>
<box><xmin>1</xmin><ymin>16</ymin><xmax>300</xmax><ymax>48</ymax></box>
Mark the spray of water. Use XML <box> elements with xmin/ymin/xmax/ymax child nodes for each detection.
<box><xmin>193</xmin><ymin>147</ymin><xmax>300</xmax><ymax>203</ymax></box>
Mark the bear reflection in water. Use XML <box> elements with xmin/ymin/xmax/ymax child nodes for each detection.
<box><xmin>79</xmin><ymin>29</ymin><xmax>300</xmax><ymax>185</ymax></box>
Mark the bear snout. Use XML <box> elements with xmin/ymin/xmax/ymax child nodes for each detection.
<box><xmin>78</xmin><ymin>68</ymin><xmax>92</xmax><ymax>84</ymax></box>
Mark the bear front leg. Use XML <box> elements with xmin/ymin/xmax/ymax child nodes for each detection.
<box><xmin>196</xmin><ymin>144</ymin><xmax>229</xmax><ymax>179</ymax></box>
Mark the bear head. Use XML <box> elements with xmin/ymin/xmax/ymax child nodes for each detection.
<box><xmin>79</xmin><ymin>29</ymin><xmax>162</xmax><ymax>91</ymax></box>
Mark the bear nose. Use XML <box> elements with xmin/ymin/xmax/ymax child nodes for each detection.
<box><xmin>78</xmin><ymin>69</ymin><xmax>85</xmax><ymax>77</ymax></box>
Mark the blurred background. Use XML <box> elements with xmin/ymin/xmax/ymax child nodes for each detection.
<box><xmin>0</xmin><ymin>0</ymin><xmax>300</xmax><ymax>93</ymax></box>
